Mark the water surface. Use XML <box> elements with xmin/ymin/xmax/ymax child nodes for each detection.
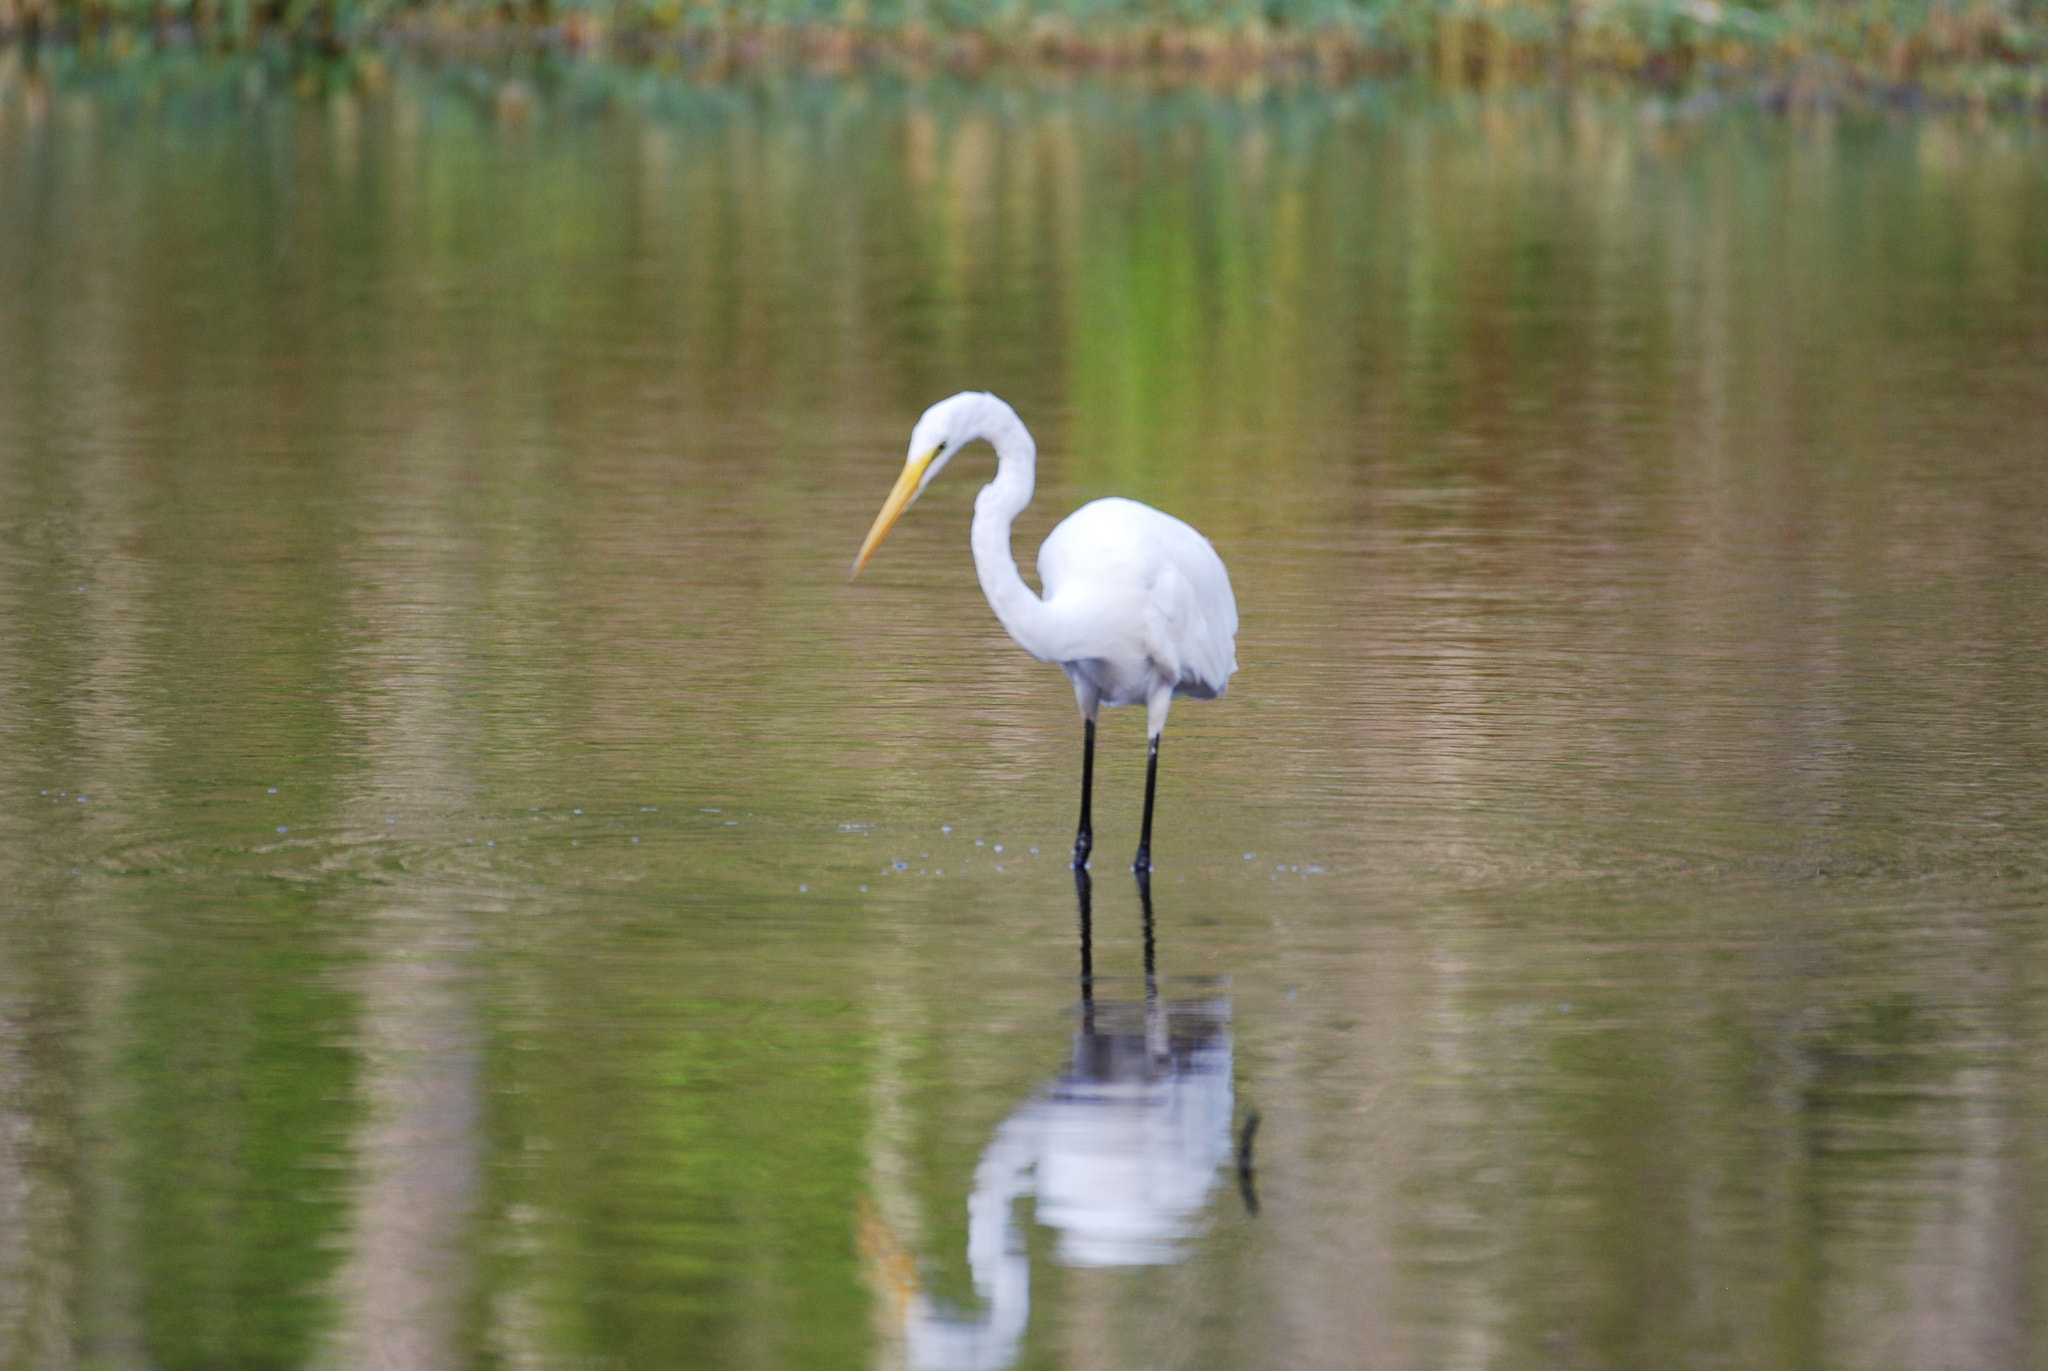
<box><xmin>1</xmin><ymin>64</ymin><xmax>2046</xmax><ymax>1370</ymax></box>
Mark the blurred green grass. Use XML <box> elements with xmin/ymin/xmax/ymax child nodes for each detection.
<box><xmin>1</xmin><ymin>0</ymin><xmax>2044</xmax><ymax>100</ymax></box>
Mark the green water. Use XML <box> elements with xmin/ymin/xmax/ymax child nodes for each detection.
<box><xmin>2</xmin><ymin>64</ymin><xmax>2046</xmax><ymax>1370</ymax></box>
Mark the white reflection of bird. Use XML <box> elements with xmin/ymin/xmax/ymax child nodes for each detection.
<box><xmin>871</xmin><ymin>997</ymin><xmax>1236</xmax><ymax>1371</ymax></box>
<box><xmin>852</xmin><ymin>393</ymin><xmax>1238</xmax><ymax>873</ymax></box>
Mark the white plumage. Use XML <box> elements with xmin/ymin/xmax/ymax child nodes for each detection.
<box><xmin>852</xmin><ymin>392</ymin><xmax>1238</xmax><ymax>871</ymax></box>
<box><xmin>1036</xmin><ymin>497</ymin><xmax>1238</xmax><ymax>731</ymax></box>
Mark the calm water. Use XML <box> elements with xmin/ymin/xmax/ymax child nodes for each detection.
<box><xmin>2</xmin><ymin>61</ymin><xmax>2046</xmax><ymax>1370</ymax></box>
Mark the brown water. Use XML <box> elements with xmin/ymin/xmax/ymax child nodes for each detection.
<box><xmin>1</xmin><ymin>60</ymin><xmax>2046</xmax><ymax>1370</ymax></box>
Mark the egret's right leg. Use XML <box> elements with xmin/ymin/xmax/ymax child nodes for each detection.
<box><xmin>1071</xmin><ymin>684</ymin><xmax>1100</xmax><ymax>867</ymax></box>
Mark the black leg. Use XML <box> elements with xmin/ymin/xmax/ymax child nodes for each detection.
<box><xmin>1074</xmin><ymin>863</ymin><xmax>1100</xmax><ymax>1064</ymax></box>
<box><xmin>1074</xmin><ymin>864</ymin><xmax>1095</xmax><ymax>1004</ymax></box>
<box><xmin>1137</xmin><ymin>866</ymin><xmax>1165</xmax><ymax>1063</ymax></box>
<box><xmin>1073</xmin><ymin>718</ymin><xmax>1095</xmax><ymax>867</ymax></box>
<box><xmin>1133</xmin><ymin>733</ymin><xmax>1160</xmax><ymax>874</ymax></box>
<box><xmin>1236</xmin><ymin>1112</ymin><xmax>1262</xmax><ymax>1217</ymax></box>
<box><xmin>1136</xmin><ymin>866</ymin><xmax>1156</xmax><ymax>980</ymax></box>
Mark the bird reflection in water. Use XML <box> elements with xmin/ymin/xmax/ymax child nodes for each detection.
<box><xmin>861</xmin><ymin>869</ymin><xmax>1240</xmax><ymax>1371</ymax></box>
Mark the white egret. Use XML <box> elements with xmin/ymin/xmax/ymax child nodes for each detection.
<box><xmin>851</xmin><ymin>392</ymin><xmax>1238</xmax><ymax>873</ymax></box>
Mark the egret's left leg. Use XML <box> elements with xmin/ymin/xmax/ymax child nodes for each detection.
<box><xmin>1135</xmin><ymin>865</ymin><xmax>1155</xmax><ymax>978</ymax></box>
<box><xmin>1133</xmin><ymin>735</ymin><xmax>1161</xmax><ymax>874</ymax></box>
<box><xmin>1134</xmin><ymin>690</ymin><xmax>1172</xmax><ymax>874</ymax></box>
<box><xmin>1074</xmin><ymin>719</ymin><xmax>1096</xmax><ymax>867</ymax></box>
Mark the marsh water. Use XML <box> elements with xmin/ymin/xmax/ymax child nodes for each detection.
<box><xmin>2</xmin><ymin>61</ymin><xmax>2047</xmax><ymax>1370</ymax></box>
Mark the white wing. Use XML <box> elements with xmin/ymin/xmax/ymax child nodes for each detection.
<box><xmin>1037</xmin><ymin>498</ymin><xmax>1238</xmax><ymax>702</ymax></box>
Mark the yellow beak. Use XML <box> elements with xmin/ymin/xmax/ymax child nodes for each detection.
<box><xmin>850</xmin><ymin>447</ymin><xmax>938</xmax><ymax>579</ymax></box>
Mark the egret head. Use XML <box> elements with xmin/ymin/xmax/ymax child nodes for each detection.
<box><xmin>850</xmin><ymin>392</ymin><xmax>993</xmax><ymax>578</ymax></box>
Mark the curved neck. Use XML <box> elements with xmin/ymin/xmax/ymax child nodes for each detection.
<box><xmin>969</xmin><ymin>407</ymin><xmax>1058</xmax><ymax>661</ymax></box>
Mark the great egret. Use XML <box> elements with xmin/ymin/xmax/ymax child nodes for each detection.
<box><xmin>851</xmin><ymin>392</ymin><xmax>1238</xmax><ymax>872</ymax></box>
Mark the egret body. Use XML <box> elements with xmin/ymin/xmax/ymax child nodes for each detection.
<box><xmin>852</xmin><ymin>392</ymin><xmax>1238</xmax><ymax>872</ymax></box>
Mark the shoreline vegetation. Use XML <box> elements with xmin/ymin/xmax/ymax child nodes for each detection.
<box><xmin>0</xmin><ymin>0</ymin><xmax>2044</xmax><ymax>106</ymax></box>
